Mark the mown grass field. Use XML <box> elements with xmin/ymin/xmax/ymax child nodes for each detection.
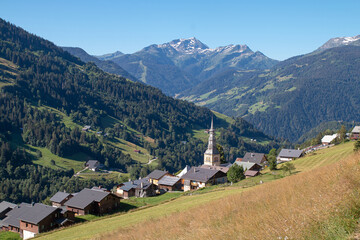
<box><xmin>35</xmin><ymin>141</ymin><xmax>356</xmax><ymax>240</ymax></box>
<box><xmin>0</xmin><ymin>231</ymin><xmax>21</xmax><ymax>240</ymax></box>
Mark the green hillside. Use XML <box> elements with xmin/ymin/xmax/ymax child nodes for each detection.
<box><xmin>35</xmin><ymin>141</ymin><xmax>355</xmax><ymax>240</ymax></box>
<box><xmin>0</xmin><ymin>18</ymin><xmax>280</xmax><ymax>204</ymax></box>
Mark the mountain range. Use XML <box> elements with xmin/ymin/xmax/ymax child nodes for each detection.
<box><xmin>64</xmin><ymin>38</ymin><xmax>278</xmax><ymax>96</ymax></box>
<box><xmin>180</xmin><ymin>35</ymin><xmax>360</xmax><ymax>142</ymax></box>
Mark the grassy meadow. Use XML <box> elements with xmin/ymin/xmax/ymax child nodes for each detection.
<box><xmin>34</xmin><ymin>141</ymin><xmax>359</xmax><ymax>240</ymax></box>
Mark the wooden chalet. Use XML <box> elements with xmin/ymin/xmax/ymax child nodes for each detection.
<box><xmin>0</xmin><ymin>201</ymin><xmax>17</xmax><ymax>219</ymax></box>
<box><xmin>0</xmin><ymin>203</ymin><xmax>74</xmax><ymax>240</ymax></box>
<box><xmin>64</xmin><ymin>188</ymin><xmax>120</xmax><ymax>215</ymax></box>
<box><xmin>49</xmin><ymin>192</ymin><xmax>73</xmax><ymax>207</ymax></box>
<box><xmin>117</xmin><ymin>178</ymin><xmax>155</xmax><ymax>198</ymax></box>
<box><xmin>351</xmin><ymin>126</ymin><xmax>360</xmax><ymax>140</ymax></box>
<box><xmin>158</xmin><ymin>175</ymin><xmax>182</xmax><ymax>191</ymax></box>
<box><xmin>147</xmin><ymin>170</ymin><xmax>171</xmax><ymax>185</ymax></box>
<box><xmin>181</xmin><ymin>167</ymin><xmax>227</xmax><ymax>192</ymax></box>
<box><xmin>277</xmin><ymin>149</ymin><xmax>304</xmax><ymax>162</ymax></box>
<box><xmin>241</xmin><ymin>152</ymin><xmax>267</xmax><ymax>165</ymax></box>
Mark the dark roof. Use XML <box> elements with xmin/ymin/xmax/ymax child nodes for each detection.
<box><xmin>64</xmin><ymin>188</ymin><xmax>110</xmax><ymax>209</ymax></box>
<box><xmin>1</xmin><ymin>203</ymin><xmax>32</xmax><ymax>228</ymax></box>
<box><xmin>147</xmin><ymin>170</ymin><xmax>168</xmax><ymax>180</ymax></box>
<box><xmin>158</xmin><ymin>175</ymin><xmax>181</xmax><ymax>186</ymax></box>
<box><xmin>278</xmin><ymin>149</ymin><xmax>303</xmax><ymax>158</ymax></box>
<box><xmin>50</xmin><ymin>192</ymin><xmax>72</xmax><ymax>203</ymax></box>
<box><xmin>120</xmin><ymin>178</ymin><xmax>150</xmax><ymax>191</ymax></box>
<box><xmin>242</xmin><ymin>152</ymin><xmax>266</xmax><ymax>164</ymax></box>
<box><xmin>135</xmin><ymin>181</ymin><xmax>153</xmax><ymax>190</ymax></box>
<box><xmin>86</xmin><ymin>160</ymin><xmax>100</xmax><ymax>169</ymax></box>
<box><xmin>19</xmin><ymin>203</ymin><xmax>59</xmax><ymax>225</ymax></box>
<box><xmin>0</xmin><ymin>201</ymin><xmax>17</xmax><ymax>214</ymax></box>
<box><xmin>181</xmin><ymin>167</ymin><xmax>221</xmax><ymax>182</ymax></box>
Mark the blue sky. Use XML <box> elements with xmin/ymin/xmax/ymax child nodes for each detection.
<box><xmin>1</xmin><ymin>0</ymin><xmax>359</xmax><ymax>60</ymax></box>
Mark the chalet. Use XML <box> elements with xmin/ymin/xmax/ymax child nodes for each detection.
<box><xmin>277</xmin><ymin>149</ymin><xmax>304</xmax><ymax>162</ymax></box>
<box><xmin>117</xmin><ymin>178</ymin><xmax>155</xmax><ymax>199</ymax></box>
<box><xmin>64</xmin><ymin>188</ymin><xmax>120</xmax><ymax>215</ymax></box>
<box><xmin>158</xmin><ymin>175</ymin><xmax>182</xmax><ymax>191</ymax></box>
<box><xmin>18</xmin><ymin>203</ymin><xmax>73</xmax><ymax>239</ymax></box>
<box><xmin>49</xmin><ymin>192</ymin><xmax>73</xmax><ymax>207</ymax></box>
<box><xmin>351</xmin><ymin>126</ymin><xmax>360</xmax><ymax>140</ymax></box>
<box><xmin>0</xmin><ymin>203</ymin><xmax>31</xmax><ymax>234</ymax></box>
<box><xmin>147</xmin><ymin>170</ymin><xmax>171</xmax><ymax>185</ymax></box>
<box><xmin>0</xmin><ymin>203</ymin><xmax>74</xmax><ymax>240</ymax></box>
<box><xmin>242</xmin><ymin>152</ymin><xmax>267</xmax><ymax>165</ymax></box>
<box><xmin>233</xmin><ymin>161</ymin><xmax>262</xmax><ymax>172</ymax></box>
<box><xmin>0</xmin><ymin>201</ymin><xmax>17</xmax><ymax>219</ymax></box>
<box><xmin>321</xmin><ymin>134</ymin><xmax>338</xmax><ymax>145</ymax></box>
<box><xmin>244</xmin><ymin>170</ymin><xmax>261</xmax><ymax>178</ymax></box>
<box><xmin>135</xmin><ymin>181</ymin><xmax>157</xmax><ymax>198</ymax></box>
<box><xmin>181</xmin><ymin>167</ymin><xmax>227</xmax><ymax>192</ymax></box>
<box><xmin>86</xmin><ymin>160</ymin><xmax>100</xmax><ymax>172</ymax></box>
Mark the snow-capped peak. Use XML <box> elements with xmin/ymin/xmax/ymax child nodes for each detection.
<box><xmin>157</xmin><ymin>37</ymin><xmax>209</xmax><ymax>54</ymax></box>
<box><xmin>317</xmin><ymin>34</ymin><xmax>360</xmax><ymax>51</ymax></box>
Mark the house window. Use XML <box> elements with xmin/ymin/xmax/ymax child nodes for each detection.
<box><xmin>26</xmin><ymin>223</ymin><xmax>28</xmax><ymax>227</ymax></box>
<box><xmin>41</xmin><ymin>225</ymin><xmax>44</xmax><ymax>230</ymax></box>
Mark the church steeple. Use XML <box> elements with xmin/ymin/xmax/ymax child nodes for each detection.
<box><xmin>204</xmin><ymin>116</ymin><xmax>220</xmax><ymax>166</ymax></box>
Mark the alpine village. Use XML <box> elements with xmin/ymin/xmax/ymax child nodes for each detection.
<box><xmin>2</xmin><ymin>5</ymin><xmax>360</xmax><ymax>240</ymax></box>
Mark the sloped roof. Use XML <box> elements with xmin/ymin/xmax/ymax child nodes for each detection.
<box><xmin>244</xmin><ymin>170</ymin><xmax>260</xmax><ymax>177</ymax></box>
<box><xmin>233</xmin><ymin>161</ymin><xmax>258</xmax><ymax>170</ymax></box>
<box><xmin>158</xmin><ymin>175</ymin><xmax>181</xmax><ymax>186</ymax></box>
<box><xmin>50</xmin><ymin>192</ymin><xmax>72</xmax><ymax>203</ymax></box>
<box><xmin>19</xmin><ymin>203</ymin><xmax>59</xmax><ymax>225</ymax></box>
<box><xmin>64</xmin><ymin>188</ymin><xmax>110</xmax><ymax>209</ymax></box>
<box><xmin>86</xmin><ymin>160</ymin><xmax>100</xmax><ymax>169</ymax></box>
<box><xmin>200</xmin><ymin>164</ymin><xmax>230</xmax><ymax>173</ymax></box>
<box><xmin>120</xmin><ymin>178</ymin><xmax>150</xmax><ymax>191</ymax></box>
<box><xmin>0</xmin><ymin>201</ymin><xmax>17</xmax><ymax>214</ymax></box>
<box><xmin>321</xmin><ymin>134</ymin><xmax>338</xmax><ymax>143</ymax></box>
<box><xmin>352</xmin><ymin>126</ymin><xmax>360</xmax><ymax>133</ymax></box>
<box><xmin>181</xmin><ymin>167</ymin><xmax>220</xmax><ymax>182</ymax></box>
<box><xmin>278</xmin><ymin>149</ymin><xmax>303</xmax><ymax>158</ymax></box>
<box><xmin>242</xmin><ymin>152</ymin><xmax>266</xmax><ymax>164</ymax></box>
<box><xmin>147</xmin><ymin>170</ymin><xmax>168</xmax><ymax>180</ymax></box>
<box><xmin>1</xmin><ymin>203</ymin><xmax>32</xmax><ymax>228</ymax></box>
<box><xmin>176</xmin><ymin>165</ymin><xmax>191</xmax><ymax>178</ymax></box>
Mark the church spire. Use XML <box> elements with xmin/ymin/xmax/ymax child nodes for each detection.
<box><xmin>203</xmin><ymin>116</ymin><xmax>220</xmax><ymax>166</ymax></box>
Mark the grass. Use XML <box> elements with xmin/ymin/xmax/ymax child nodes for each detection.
<box><xmin>0</xmin><ymin>231</ymin><xmax>21</xmax><ymax>240</ymax></box>
<box><xmin>109</xmin><ymin>137</ymin><xmax>151</xmax><ymax>164</ymax></box>
<box><xmin>32</xmin><ymin>147</ymin><xmax>86</xmax><ymax>172</ymax></box>
<box><xmin>122</xmin><ymin>192</ymin><xmax>183</xmax><ymax>208</ymax></box>
<box><xmin>35</xmin><ymin>142</ymin><xmax>357</xmax><ymax>240</ymax></box>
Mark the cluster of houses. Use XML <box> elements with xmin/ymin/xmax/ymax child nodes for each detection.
<box><xmin>0</xmin><ymin>187</ymin><xmax>120</xmax><ymax>239</ymax></box>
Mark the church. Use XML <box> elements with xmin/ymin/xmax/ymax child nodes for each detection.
<box><xmin>181</xmin><ymin>117</ymin><xmax>229</xmax><ymax>191</ymax></box>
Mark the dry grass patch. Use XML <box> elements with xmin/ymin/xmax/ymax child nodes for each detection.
<box><xmin>101</xmin><ymin>152</ymin><xmax>360</xmax><ymax>240</ymax></box>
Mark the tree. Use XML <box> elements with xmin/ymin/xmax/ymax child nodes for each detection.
<box><xmin>338</xmin><ymin>125</ymin><xmax>347</xmax><ymax>142</ymax></box>
<box><xmin>268</xmin><ymin>155</ymin><xmax>277</xmax><ymax>170</ymax></box>
<box><xmin>227</xmin><ymin>164</ymin><xmax>245</xmax><ymax>183</ymax></box>
<box><xmin>354</xmin><ymin>140</ymin><xmax>360</xmax><ymax>151</ymax></box>
<box><xmin>281</xmin><ymin>162</ymin><xmax>295</xmax><ymax>175</ymax></box>
<box><xmin>216</xmin><ymin>144</ymin><xmax>226</xmax><ymax>163</ymax></box>
<box><xmin>267</xmin><ymin>148</ymin><xmax>277</xmax><ymax>170</ymax></box>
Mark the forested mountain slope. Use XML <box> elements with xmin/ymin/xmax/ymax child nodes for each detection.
<box><xmin>0</xmin><ymin>18</ymin><xmax>279</xmax><ymax>203</ymax></box>
<box><xmin>181</xmin><ymin>45</ymin><xmax>360</xmax><ymax>142</ymax></box>
<box><xmin>61</xmin><ymin>46</ymin><xmax>138</xmax><ymax>82</ymax></box>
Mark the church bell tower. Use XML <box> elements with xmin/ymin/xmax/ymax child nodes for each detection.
<box><xmin>204</xmin><ymin>117</ymin><xmax>220</xmax><ymax>166</ymax></box>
